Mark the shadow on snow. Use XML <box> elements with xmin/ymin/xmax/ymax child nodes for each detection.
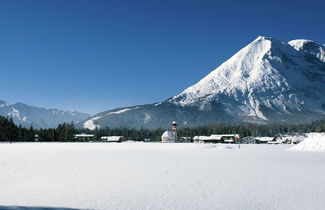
<box><xmin>0</xmin><ymin>206</ymin><xmax>87</xmax><ymax>210</ymax></box>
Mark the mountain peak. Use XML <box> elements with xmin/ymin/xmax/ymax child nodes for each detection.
<box><xmin>168</xmin><ymin>36</ymin><xmax>325</xmax><ymax>120</ymax></box>
<box><xmin>255</xmin><ymin>36</ymin><xmax>276</xmax><ymax>41</ymax></box>
<box><xmin>81</xmin><ymin>37</ymin><xmax>325</xmax><ymax>129</ymax></box>
<box><xmin>288</xmin><ymin>39</ymin><xmax>325</xmax><ymax>62</ymax></box>
<box><xmin>288</xmin><ymin>39</ymin><xmax>315</xmax><ymax>50</ymax></box>
<box><xmin>169</xmin><ymin>36</ymin><xmax>297</xmax><ymax>107</ymax></box>
<box><xmin>253</xmin><ymin>36</ymin><xmax>286</xmax><ymax>45</ymax></box>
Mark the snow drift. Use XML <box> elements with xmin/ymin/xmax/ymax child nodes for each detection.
<box><xmin>290</xmin><ymin>133</ymin><xmax>325</xmax><ymax>152</ymax></box>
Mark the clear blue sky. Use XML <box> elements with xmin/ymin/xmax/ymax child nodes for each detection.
<box><xmin>0</xmin><ymin>0</ymin><xmax>324</xmax><ymax>114</ymax></box>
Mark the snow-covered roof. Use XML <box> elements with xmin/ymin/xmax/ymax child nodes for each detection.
<box><xmin>211</xmin><ymin>134</ymin><xmax>239</xmax><ymax>138</ymax></box>
<box><xmin>193</xmin><ymin>136</ymin><xmax>208</xmax><ymax>140</ymax></box>
<box><xmin>101</xmin><ymin>136</ymin><xmax>124</xmax><ymax>141</ymax></box>
<box><xmin>205</xmin><ymin>136</ymin><xmax>222</xmax><ymax>141</ymax></box>
<box><xmin>74</xmin><ymin>133</ymin><xmax>94</xmax><ymax>137</ymax></box>
<box><xmin>255</xmin><ymin>137</ymin><xmax>274</xmax><ymax>141</ymax></box>
<box><xmin>194</xmin><ymin>134</ymin><xmax>239</xmax><ymax>141</ymax></box>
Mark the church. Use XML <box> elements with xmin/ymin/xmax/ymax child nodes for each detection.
<box><xmin>161</xmin><ymin>121</ymin><xmax>178</xmax><ymax>142</ymax></box>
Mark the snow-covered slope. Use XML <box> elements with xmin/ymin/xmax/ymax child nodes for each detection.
<box><xmin>169</xmin><ymin>36</ymin><xmax>325</xmax><ymax>122</ymax></box>
<box><xmin>288</xmin><ymin>39</ymin><xmax>325</xmax><ymax>62</ymax></box>
<box><xmin>0</xmin><ymin>100</ymin><xmax>90</xmax><ymax>128</ymax></box>
<box><xmin>81</xmin><ymin>36</ymin><xmax>325</xmax><ymax>129</ymax></box>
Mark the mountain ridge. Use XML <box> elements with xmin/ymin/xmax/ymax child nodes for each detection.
<box><xmin>0</xmin><ymin>100</ymin><xmax>90</xmax><ymax>129</ymax></box>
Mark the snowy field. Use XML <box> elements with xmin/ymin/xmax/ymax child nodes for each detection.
<box><xmin>1</xmin><ymin>142</ymin><xmax>325</xmax><ymax>210</ymax></box>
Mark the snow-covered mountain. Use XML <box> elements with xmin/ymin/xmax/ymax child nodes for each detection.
<box><xmin>0</xmin><ymin>100</ymin><xmax>90</xmax><ymax>128</ymax></box>
<box><xmin>81</xmin><ymin>36</ymin><xmax>325</xmax><ymax>130</ymax></box>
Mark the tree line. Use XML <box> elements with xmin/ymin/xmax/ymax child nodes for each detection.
<box><xmin>0</xmin><ymin>116</ymin><xmax>35</xmax><ymax>141</ymax></box>
<box><xmin>0</xmin><ymin>115</ymin><xmax>325</xmax><ymax>142</ymax></box>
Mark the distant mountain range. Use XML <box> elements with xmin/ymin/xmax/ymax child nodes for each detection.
<box><xmin>0</xmin><ymin>100</ymin><xmax>90</xmax><ymax>129</ymax></box>
<box><xmin>80</xmin><ymin>36</ymin><xmax>325</xmax><ymax>130</ymax></box>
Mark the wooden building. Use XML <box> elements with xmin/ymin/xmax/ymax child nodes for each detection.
<box><xmin>195</xmin><ymin>134</ymin><xmax>240</xmax><ymax>143</ymax></box>
<box><xmin>74</xmin><ymin>133</ymin><xmax>95</xmax><ymax>141</ymax></box>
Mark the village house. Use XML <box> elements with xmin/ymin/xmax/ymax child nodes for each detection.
<box><xmin>255</xmin><ymin>137</ymin><xmax>276</xmax><ymax>144</ymax></box>
<box><xmin>74</xmin><ymin>133</ymin><xmax>95</xmax><ymax>141</ymax></box>
<box><xmin>194</xmin><ymin>134</ymin><xmax>240</xmax><ymax>143</ymax></box>
<box><xmin>241</xmin><ymin>136</ymin><xmax>276</xmax><ymax>144</ymax></box>
<box><xmin>275</xmin><ymin>134</ymin><xmax>306</xmax><ymax>144</ymax></box>
<box><xmin>193</xmin><ymin>136</ymin><xmax>209</xmax><ymax>143</ymax></box>
<box><xmin>100</xmin><ymin>136</ymin><xmax>124</xmax><ymax>142</ymax></box>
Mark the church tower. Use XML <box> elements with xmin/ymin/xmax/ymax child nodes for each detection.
<box><xmin>172</xmin><ymin>121</ymin><xmax>178</xmax><ymax>141</ymax></box>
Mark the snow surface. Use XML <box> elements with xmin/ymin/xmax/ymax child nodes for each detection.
<box><xmin>1</xmin><ymin>143</ymin><xmax>325</xmax><ymax>209</ymax></box>
<box><xmin>290</xmin><ymin>133</ymin><xmax>325</xmax><ymax>152</ymax></box>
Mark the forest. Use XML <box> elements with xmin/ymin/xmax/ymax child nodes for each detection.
<box><xmin>0</xmin><ymin>115</ymin><xmax>325</xmax><ymax>142</ymax></box>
